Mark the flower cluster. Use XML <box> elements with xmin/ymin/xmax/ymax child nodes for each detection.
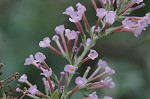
<box><xmin>15</xmin><ymin>0</ymin><xmax>150</xmax><ymax>99</ymax></box>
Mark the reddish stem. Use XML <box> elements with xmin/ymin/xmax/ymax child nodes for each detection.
<box><xmin>42</xmin><ymin>61</ymin><xmax>50</xmax><ymax>71</ymax></box>
<box><xmin>48</xmin><ymin>46</ymin><xmax>62</xmax><ymax>55</ymax></box>
<box><xmin>68</xmin><ymin>86</ymin><xmax>79</xmax><ymax>97</ymax></box>
<box><xmin>101</xmin><ymin>23</ymin><xmax>109</xmax><ymax>32</ymax></box>
<box><xmin>67</xmin><ymin>40</ymin><xmax>71</xmax><ymax>52</ymax></box>
<box><xmin>91</xmin><ymin>0</ymin><xmax>97</xmax><ymax>11</ymax></box>
<box><xmin>111</xmin><ymin>26</ymin><xmax>123</xmax><ymax>33</ymax></box>
<box><xmin>75</xmin><ymin>22</ymin><xmax>84</xmax><ymax>34</ymax></box>
<box><xmin>90</xmin><ymin>72</ymin><xmax>106</xmax><ymax>81</ymax></box>
<box><xmin>121</xmin><ymin>2</ymin><xmax>135</xmax><ymax>14</ymax></box>
<box><xmin>47</xmin><ymin>77</ymin><xmax>54</xmax><ymax>92</ymax></box>
<box><xmin>82</xmin><ymin>14</ymin><xmax>90</xmax><ymax>30</ymax></box>
<box><xmin>94</xmin><ymin>18</ymin><xmax>101</xmax><ymax>31</ymax></box>
<box><xmin>80</xmin><ymin>57</ymin><xmax>91</xmax><ymax>64</ymax></box>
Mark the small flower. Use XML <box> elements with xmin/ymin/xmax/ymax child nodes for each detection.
<box><xmin>89</xmin><ymin>92</ymin><xmax>99</xmax><ymax>99</ymax></box>
<box><xmin>39</xmin><ymin>37</ymin><xmax>51</xmax><ymax>48</ymax></box>
<box><xmin>97</xmin><ymin>59</ymin><xmax>108</xmax><ymax>68</ymax></box>
<box><xmin>103</xmin><ymin>96</ymin><xmax>113</xmax><ymax>99</ymax></box>
<box><xmin>65</xmin><ymin>29</ymin><xmax>78</xmax><ymax>40</ymax></box>
<box><xmin>122</xmin><ymin>18</ymin><xmax>135</xmax><ymax>29</ymax></box>
<box><xmin>63</xmin><ymin>6</ymin><xmax>75</xmax><ymax>16</ymax></box>
<box><xmin>28</xmin><ymin>85</ymin><xmax>38</xmax><ymax>96</ymax></box>
<box><xmin>106</xmin><ymin>11</ymin><xmax>116</xmax><ymax>25</ymax></box>
<box><xmin>88</xmin><ymin>49</ymin><xmax>98</xmax><ymax>60</ymax></box>
<box><xmin>133</xmin><ymin>0</ymin><xmax>143</xmax><ymax>4</ymax></box>
<box><xmin>105</xmin><ymin>67</ymin><xmax>115</xmax><ymax>75</ymax></box>
<box><xmin>69</xmin><ymin>12</ymin><xmax>82</xmax><ymax>23</ymax></box>
<box><xmin>24</xmin><ymin>55</ymin><xmax>34</xmax><ymax>65</ymax></box>
<box><xmin>75</xmin><ymin>76</ymin><xmax>87</xmax><ymax>87</ymax></box>
<box><xmin>52</xmin><ymin>35</ymin><xmax>59</xmax><ymax>41</ymax></box>
<box><xmin>41</xmin><ymin>69</ymin><xmax>52</xmax><ymax>77</ymax></box>
<box><xmin>145</xmin><ymin>12</ymin><xmax>150</xmax><ymax>25</ymax></box>
<box><xmin>55</xmin><ymin>25</ymin><xmax>65</xmax><ymax>34</ymax></box>
<box><xmin>64</xmin><ymin>64</ymin><xmax>76</xmax><ymax>74</ymax></box>
<box><xmin>138</xmin><ymin>19</ymin><xmax>148</xmax><ymax>29</ymax></box>
<box><xmin>18</xmin><ymin>74</ymin><xmax>27</xmax><ymax>83</ymax></box>
<box><xmin>132</xmin><ymin>26</ymin><xmax>143</xmax><ymax>37</ymax></box>
<box><xmin>16</xmin><ymin>87</ymin><xmax>21</xmax><ymax>92</ymax></box>
<box><xmin>96</xmin><ymin>8</ymin><xmax>107</xmax><ymax>19</ymax></box>
<box><xmin>34</xmin><ymin>52</ymin><xmax>46</xmax><ymax>63</ymax></box>
<box><xmin>76</xmin><ymin>3</ymin><xmax>86</xmax><ymax>16</ymax></box>
<box><xmin>65</xmin><ymin>3</ymin><xmax>86</xmax><ymax>23</ymax></box>
<box><xmin>100</xmin><ymin>77</ymin><xmax>115</xmax><ymax>88</ymax></box>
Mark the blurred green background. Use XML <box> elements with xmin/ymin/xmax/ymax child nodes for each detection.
<box><xmin>0</xmin><ymin>0</ymin><xmax>150</xmax><ymax>99</ymax></box>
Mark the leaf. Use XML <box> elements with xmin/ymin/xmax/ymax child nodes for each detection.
<box><xmin>52</xmin><ymin>90</ymin><xmax>59</xmax><ymax>99</ymax></box>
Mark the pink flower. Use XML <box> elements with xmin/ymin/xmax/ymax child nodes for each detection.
<box><xmin>75</xmin><ymin>77</ymin><xmax>87</xmax><ymax>87</ymax></box>
<box><xmin>145</xmin><ymin>12</ymin><xmax>150</xmax><ymax>25</ymax></box>
<box><xmin>103</xmin><ymin>96</ymin><xmax>113</xmax><ymax>99</ymax></box>
<box><xmin>76</xmin><ymin>3</ymin><xmax>86</xmax><ymax>16</ymax></box>
<box><xmin>132</xmin><ymin>26</ymin><xmax>143</xmax><ymax>37</ymax></box>
<box><xmin>64</xmin><ymin>3</ymin><xmax>86</xmax><ymax>23</ymax></box>
<box><xmin>69</xmin><ymin>12</ymin><xmax>82</xmax><ymax>23</ymax></box>
<box><xmin>97</xmin><ymin>59</ymin><xmax>108</xmax><ymax>68</ymax></box>
<box><xmin>34</xmin><ymin>52</ymin><xmax>46</xmax><ymax>63</ymax></box>
<box><xmin>64</xmin><ymin>64</ymin><xmax>76</xmax><ymax>74</ymax></box>
<box><xmin>88</xmin><ymin>49</ymin><xmax>98</xmax><ymax>60</ymax></box>
<box><xmin>39</xmin><ymin>37</ymin><xmax>51</xmax><ymax>48</ymax></box>
<box><xmin>28</xmin><ymin>85</ymin><xmax>38</xmax><ymax>96</ymax></box>
<box><xmin>105</xmin><ymin>67</ymin><xmax>115</xmax><ymax>75</ymax></box>
<box><xmin>24</xmin><ymin>55</ymin><xmax>34</xmax><ymax>65</ymax></box>
<box><xmin>89</xmin><ymin>92</ymin><xmax>99</xmax><ymax>99</ymax></box>
<box><xmin>122</xmin><ymin>18</ymin><xmax>135</xmax><ymax>29</ymax></box>
<box><xmin>41</xmin><ymin>69</ymin><xmax>52</xmax><ymax>77</ymax></box>
<box><xmin>16</xmin><ymin>87</ymin><xmax>21</xmax><ymax>92</ymax></box>
<box><xmin>55</xmin><ymin>25</ymin><xmax>65</xmax><ymax>34</ymax></box>
<box><xmin>63</xmin><ymin>6</ymin><xmax>74</xmax><ymax>16</ymax></box>
<box><xmin>106</xmin><ymin>11</ymin><xmax>116</xmax><ymax>24</ymax></box>
<box><xmin>138</xmin><ymin>19</ymin><xmax>148</xmax><ymax>29</ymax></box>
<box><xmin>65</xmin><ymin>29</ymin><xmax>78</xmax><ymax>40</ymax></box>
<box><xmin>133</xmin><ymin>0</ymin><xmax>143</xmax><ymax>4</ymax></box>
<box><xmin>52</xmin><ymin>35</ymin><xmax>59</xmax><ymax>41</ymax></box>
<box><xmin>100</xmin><ymin>77</ymin><xmax>115</xmax><ymax>88</ymax></box>
<box><xmin>18</xmin><ymin>74</ymin><xmax>27</xmax><ymax>83</ymax></box>
<box><xmin>96</xmin><ymin>8</ymin><xmax>107</xmax><ymax>19</ymax></box>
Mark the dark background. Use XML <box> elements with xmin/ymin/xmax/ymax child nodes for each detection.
<box><xmin>0</xmin><ymin>0</ymin><xmax>150</xmax><ymax>99</ymax></box>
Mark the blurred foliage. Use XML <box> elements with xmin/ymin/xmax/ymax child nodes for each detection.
<box><xmin>0</xmin><ymin>0</ymin><xmax>150</xmax><ymax>99</ymax></box>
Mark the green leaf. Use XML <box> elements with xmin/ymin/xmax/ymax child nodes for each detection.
<box><xmin>52</xmin><ymin>90</ymin><xmax>59</xmax><ymax>99</ymax></box>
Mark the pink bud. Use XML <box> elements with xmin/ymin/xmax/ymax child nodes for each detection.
<box><xmin>106</xmin><ymin>11</ymin><xmax>116</xmax><ymax>24</ymax></box>
<box><xmin>75</xmin><ymin>77</ymin><xmax>87</xmax><ymax>87</ymax></box>
<box><xmin>34</xmin><ymin>52</ymin><xmax>46</xmax><ymax>63</ymax></box>
<box><xmin>28</xmin><ymin>85</ymin><xmax>38</xmax><ymax>96</ymax></box>
<box><xmin>24</xmin><ymin>55</ymin><xmax>34</xmax><ymax>65</ymax></box>
<box><xmin>64</xmin><ymin>64</ymin><xmax>76</xmax><ymax>74</ymax></box>
<box><xmin>96</xmin><ymin>8</ymin><xmax>107</xmax><ymax>19</ymax></box>
<box><xmin>55</xmin><ymin>25</ymin><xmax>65</xmax><ymax>34</ymax></box>
<box><xmin>18</xmin><ymin>74</ymin><xmax>27</xmax><ymax>83</ymax></box>
<box><xmin>88</xmin><ymin>49</ymin><xmax>98</xmax><ymax>60</ymax></box>
<box><xmin>39</xmin><ymin>37</ymin><xmax>51</xmax><ymax>48</ymax></box>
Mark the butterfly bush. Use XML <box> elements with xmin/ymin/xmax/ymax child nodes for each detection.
<box><xmin>1</xmin><ymin>0</ymin><xmax>149</xmax><ymax>99</ymax></box>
